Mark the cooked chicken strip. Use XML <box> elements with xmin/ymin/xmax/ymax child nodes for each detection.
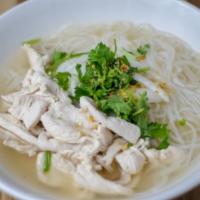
<box><xmin>2</xmin><ymin>72</ymin><xmax>71</xmax><ymax>107</ymax></box>
<box><xmin>96</xmin><ymin>125</ymin><xmax>114</xmax><ymax>152</ymax></box>
<box><xmin>74</xmin><ymin>161</ymin><xmax>132</xmax><ymax>195</ymax></box>
<box><xmin>52</xmin><ymin>102</ymin><xmax>97</xmax><ymax>130</ymax></box>
<box><xmin>23</xmin><ymin>45</ymin><xmax>48</xmax><ymax>73</ymax></box>
<box><xmin>0</xmin><ymin>114</ymin><xmax>38</xmax><ymax>145</ymax></box>
<box><xmin>0</xmin><ymin>114</ymin><xmax>84</xmax><ymax>153</ymax></box>
<box><xmin>0</xmin><ymin>127</ymin><xmax>37</xmax><ymax>156</ymax></box>
<box><xmin>75</xmin><ymin>137</ymin><xmax>102</xmax><ymax>160</ymax></box>
<box><xmin>97</xmin><ymin>138</ymin><xmax>127</xmax><ymax>171</ymax></box>
<box><xmin>41</xmin><ymin>102</ymin><xmax>113</xmax><ymax>145</ymax></box>
<box><xmin>80</xmin><ymin>96</ymin><xmax>140</xmax><ymax>143</ymax></box>
<box><xmin>116</xmin><ymin>147</ymin><xmax>146</xmax><ymax>174</ymax></box>
<box><xmin>22</xmin><ymin>70</ymin><xmax>71</xmax><ymax>104</ymax></box>
<box><xmin>41</xmin><ymin>106</ymin><xmax>81</xmax><ymax>143</ymax></box>
<box><xmin>37</xmin><ymin>133</ymin><xmax>87</xmax><ymax>153</ymax></box>
<box><xmin>9</xmin><ymin>94</ymin><xmax>49</xmax><ymax>129</ymax></box>
<box><xmin>22</xmin><ymin>44</ymin><xmax>73</xmax><ymax>102</ymax></box>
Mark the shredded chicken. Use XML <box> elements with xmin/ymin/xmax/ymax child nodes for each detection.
<box><xmin>80</xmin><ymin>96</ymin><xmax>141</xmax><ymax>143</ymax></box>
<box><xmin>116</xmin><ymin>147</ymin><xmax>146</xmax><ymax>174</ymax></box>
<box><xmin>74</xmin><ymin>161</ymin><xmax>132</xmax><ymax>195</ymax></box>
<box><xmin>0</xmin><ymin>45</ymin><xmax>184</xmax><ymax>195</ymax></box>
<box><xmin>0</xmin><ymin>127</ymin><xmax>37</xmax><ymax>156</ymax></box>
<box><xmin>96</xmin><ymin>138</ymin><xmax>127</xmax><ymax>171</ymax></box>
<box><xmin>9</xmin><ymin>94</ymin><xmax>49</xmax><ymax>129</ymax></box>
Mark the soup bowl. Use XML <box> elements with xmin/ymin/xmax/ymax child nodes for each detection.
<box><xmin>0</xmin><ymin>0</ymin><xmax>200</xmax><ymax>199</ymax></box>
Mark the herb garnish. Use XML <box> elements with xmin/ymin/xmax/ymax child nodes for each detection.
<box><xmin>176</xmin><ymin>118</ymin><xmax>187</xmax><ymax>126</ymax></box>
<box><xmin>43</xmin><ymin>151</ymin><xmax>52</xmax><ymax>173</ymax></box>
<box><xmin>137</xmin><ymin>44</ymin><xmax>150</xmax><ymax>56</ymax></box>
<box><xmin>45</xmin><ymin>42</ymin><xmax>169</xmax><ymax>149</ymax></box>
<box><xmin>23</xmin><ymin>38</ymin><xmax>41</xmax><ymax>45</ymax></box>
<box><xmin>45</xmin><ymin>51</ymin><xmax>87</xmax><ymax>90</ymax></box>
<box><xmin>122</xmin><ymin>44</ymin><xmax>150</xmax><ymax>61</ymax></box>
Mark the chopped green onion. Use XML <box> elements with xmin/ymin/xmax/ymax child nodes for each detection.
<box><xmin>127</xmin><ymin>143</ymin><xmax>133</xmax><ymax>148</ymax></box>
<box><xmin>136</xmin><ymin>67</ymin><xmax>150</xmax><ymax>74</ymax></box>
<box><xmin>43</xmin><ymin>151</ymin><xmax>52</xmax><ymax>173</ymax></box>
<box><xmin>132</xmin><ymin>108</ymin><xmax>145</xmax><ymax>116</ymax></box>
<box><xmin>23</xmin><ymin>38</ymin><xmax>41</xmax><ymax>45</ymax></box>
<box><xmin>114</xmin><ymin>39</ymin><xmax>117</xmax><ymax>55</ymax></box>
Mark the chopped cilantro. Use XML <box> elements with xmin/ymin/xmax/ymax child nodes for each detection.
<box><xmin>74</xmin><ymin>43</ymin><xmax>135</xmax><ymax>101</ymax></box>
<box><xmin>135</xmin><ymin>44</ymin><xmax>150</xmax><ymax>61</ymax></box>
<box><xmin>132</xmin><ymin>92</ymin><xmax>149</xmax><ymax>132</ymax></box>
<box><xmin>145</xmin><ymin>123</ymin><xmax>169</xmax><ymax>150</ymax></box>
<box><xmin>74</xmin><ymin>42</ymin><xmax>169</xmax><ymax>149</ymax></box>
<box><xmin>88</xmin><ymin>42</ymin><xmax>115</xmax><ymax>66</ymax></box>
<box><xmin>99</xmin><ymin>95</ymin><xmax>132</xmax><ymax>118</ymax></box>
<box><xmin>137</xmin><ymin>44</ymin><xmax>150</xmax><ymax>56</ymax></box>
<box><xmin>43</xmin><ymin>151</ymin><xmax>52</xmax><ymax>173</ymax></box>
<box><xmin>127</xmin><ymin>143</ymin><xmax>133</xmax><ymax>148</ymax></box>
<box><xmin>122</xmin><ymin>44</ymin><xmax>150</xmax><ymax>62</ymax></box>
<box><xmin>53</xmin><ymin>72</ymin><xmax>71</xmax><ymax>91</ymax></box>
<box><xmin>176</xmin><ymin>118</ymin><xmax>187</xmax><ymax>126</ymax></box>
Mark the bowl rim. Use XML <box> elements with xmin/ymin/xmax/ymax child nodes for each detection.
<box><xmin>0</xmin><ymin>0</ymin><xmax>200</xmax><ymax>200</ymax></box>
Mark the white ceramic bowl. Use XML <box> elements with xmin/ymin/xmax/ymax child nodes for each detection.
<box><xmin>1</xmin><ymin>0</ymin><xmax>200</xmax><ymax>199</ymax></box>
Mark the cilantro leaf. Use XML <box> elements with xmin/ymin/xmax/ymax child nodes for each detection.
<box><xmin>74</xmin><ymin>43</ymin><xmax>134</xmax><ymax>101</ymax></box>
<box><xmin>122</xmin><ymin>44</ymin><xmax>150</xmax><ymax>62</ymax></box>
<box><xmin>132</xmin><ymin>92</ymin><xmax>149</xmax><ymax>132</ymax></box>
<box><xmin>98</xmin><ymin>95</ymin><xmax>132</xmax><ymax>117</ymax></box>
<box><xmin>88</xmin><ymin>42</ymin><xmax>115</xmax><ymax>66</ymax></box>
<box><xmin>137</xmin><ymin>44</ymin><xmax>150</xmax><ymax>56</ymax></box>
<box><xmin>74</xmin><ymin>86</ymin><xmax>91</xmax><ymax>100</ymax></box>
<box><xmin>146</xmin><ymin>123</ymin><xmax>169</xmax><ymax>149</ymax></box>
<box><xmin>53</xmin><ymin>72</ymin><xmax>71</xmax><ymax>91</ymax></box>
<box><xmin>135</xmin><ymin>44</ymin><xmax>150</xmax><ymax>61</ymax></box>
<box><xmin>130</xmin><ymin>92</ymin><xmax>169</xmax><ymax>149</ymax></box>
